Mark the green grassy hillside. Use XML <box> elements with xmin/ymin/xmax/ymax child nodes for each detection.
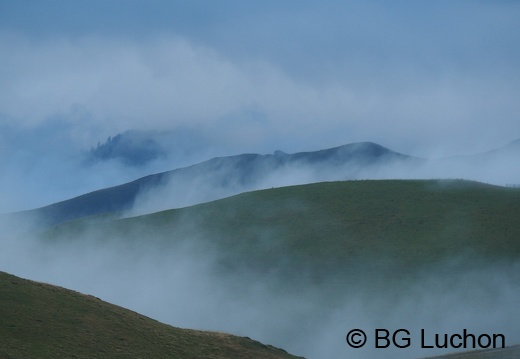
<box><xmin>0</xmin><ymin>271</ymin><xmax>303</xmax><ymax>359</ymax></box>
<box><xmin>11</xmin><ymin>141</ymin><xmax>417</xmax><ymax>228</ymax></box>
<box><xmin>25</xmin><ymin>180</ymin><xmax>520</xmax><ymax>358</ymax></box>
<box><xmin>43</xmin><ymin>179</ymin><xmax>520</xmax><ymax>290</ymax></box>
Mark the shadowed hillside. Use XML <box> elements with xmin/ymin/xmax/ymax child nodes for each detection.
<box><xmin>8</xmin><ymin>138</ymin><xmax>520</xmax><ymax>229</ymax></box>
<box><xmin>8</xmin><ymin>142</ymin><xmax>418</xmax><ymax>228</ymax></box>
<box><xmin>0</xmin><ymin>271</ymin><xmax>303</xmax><ymax>359</ymax></box>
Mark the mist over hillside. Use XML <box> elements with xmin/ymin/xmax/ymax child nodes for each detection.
<box><xmin>88</xmin><ymin>131</ymin><xmax>165</xmax><ymax>166</ymax></box>
<box><xmin>2</xmin><ymin>2</ymin><xmax>520</xmax><ymax>358</ymax></box>
<box><xmin>2</xmin><ymin>180</ymin><xmax>520</xmax><ymax>359</ymax></box>
<box><xmin>85</xmin><ymin>129</ymin><xmax>214</xmax><ymax>168</ymax></box>
<box><xmin>5</xmin><ymin>141</ymin><xmax>419</xmax><ymax>227</ymax></box>
<box><xmin>5</xmin><ymin>138</ymin><xmax>519</xmax><ymax>230</ymax></box>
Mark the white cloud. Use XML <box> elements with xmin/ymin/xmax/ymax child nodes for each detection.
<box><xmin>0</xmin><ymin>1</ymin><xmax>519</xmax><ymax>213</ymax></box>
<box><xmin>2</xmin><ymin>30</ymin><xmax>519</xmax><ymax>159</ymax></box>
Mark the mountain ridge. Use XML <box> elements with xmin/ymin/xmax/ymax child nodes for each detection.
<box><xmin>5</xmin><ymin>138</ymin><xmax>519</xmax><ymax>229</ymax></box>
<box><xmin>7</xmin><ymin>141</ymin><xmax>416</xmax><ymax>228</ymax></box>
<box><xmin>36</xmin><ymin>179</ymin><xmax>520</xmax><ymax>359</ymax></box>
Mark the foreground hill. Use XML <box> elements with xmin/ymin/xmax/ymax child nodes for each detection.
<box><xmin>0</xmin><ymin>271</ymin><xmax>303</xmax><ymax>359</ymax></box>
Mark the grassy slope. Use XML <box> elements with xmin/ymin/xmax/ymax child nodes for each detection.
<box><xmin>43</xmin><ymin>179</ymin><xmax>520</xmax><ymax>289</ymax></box>
<box><xmin>0</xmin><ymin>271</ymin><xmax>303</xmax><ymax>359</ymax></box>
<box><xmin>39</xmin><ymin>180</ymin><xmax>520</xmax><ymax>358</ymax></box>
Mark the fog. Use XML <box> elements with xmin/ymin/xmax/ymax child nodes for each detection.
<box><xmin>1</xmin><ymin>0</ymin><xmax>520</xmax><ymax>213</ymax></box>
<box><xmin>126</xmin><ymin>141</ymin><xmax>520</xmax><ymax>217</ymax></box>
<box><xmin>1</xmin><ymin>1</ymin><xmax>520</xmax><ymax>358</ymax></box>
<box><xmin>1</xmin><ymin>208</ymin><xmax>519</xmax><ymax>359</ymax></box>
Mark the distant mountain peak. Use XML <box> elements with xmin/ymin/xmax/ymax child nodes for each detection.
<box><xmin>12</xmin><ymin>140</ymin><xmax>422</xmax><ymax>227</ymax></box>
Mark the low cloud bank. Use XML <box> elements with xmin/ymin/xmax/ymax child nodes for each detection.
<box><xmin>1</xmin><ymin>212</ymin><xmax>518</xmax><ymax>359</ymax></box>
<box><xmin>129</xmin><ymin>141</ymin><xmax>520</xmax><ymax>217</ymax></box>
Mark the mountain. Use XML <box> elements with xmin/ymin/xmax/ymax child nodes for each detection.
<box><xmin>10</xmin><ymin>141</ymin><xmax>419</xmax><ymax>228</ymax></box>
<box><xmin>0</xmin><ymin>270</ymin><xmax>303</xmax><ymax>359</ymax></box>
<box><xmin>45</xmin><ymin>179</ymin><xmax>520</xmax><ymax>284</ymax></box>
<box><xmin>3</xmin><ymin>264</ymin><xmax>517</xmax><ymax>359</ymax></box>
<box><xmin>7</xmin><ymin>138</ymin><xmax>520</xmax><ymax>229</ymax></box>
<box><xmin>36</xmin><ymin>179</ymin><xmax>520</xmax><ymax>359</ymax></box>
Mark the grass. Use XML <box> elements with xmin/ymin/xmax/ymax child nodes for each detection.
<box><xmin>0</xmin><ymin>271</ymin><xmax>303</xmax><ymax>359</ymax></box>
<box><xmin>42</xmin><ymin>179</ymin><xmax>520</xmax><ymax>290</ymax></box>
<box><xmin>34</xmin><ymin>179</ymin><xmax>520</xmax><ymax>358</ymax></box>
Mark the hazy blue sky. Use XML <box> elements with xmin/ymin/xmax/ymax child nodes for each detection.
<box><xmin>1</xmin><ymin>0</ymin><xmax>520</xmax><ymax>209</ymax></box>
<box><xmin>1</xmin><ymin>6</ymin><xmax>520</xmax><ymax>358</ymax></box>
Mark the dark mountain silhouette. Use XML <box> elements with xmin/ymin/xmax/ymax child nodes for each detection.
<box><xmin>8</xmin><ymin>138</ymin><xmax>519</xmax><ymax>229</ymax></box>
<box><xmin>8</xmin><ymin>142</ymin><xmax>419</xmax><ymax>228</ymax></box>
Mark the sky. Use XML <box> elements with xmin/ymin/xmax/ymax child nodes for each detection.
<box><xmin>1</xmin><ymin>3</ymin><xmax>520</xmax><ymax>358</ymax></box>
<box><xmin>1</xmin><ymin>0</ymin><xmax>520</xmax><ymax>210</ymax></box>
